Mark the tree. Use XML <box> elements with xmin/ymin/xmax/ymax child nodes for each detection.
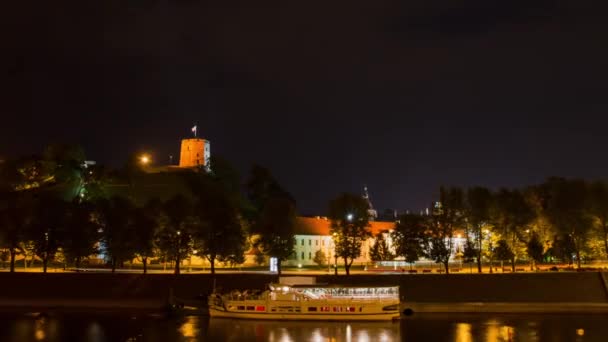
<box><xmin>180</xmin><ymin>170</ymin><xmax>247</xmax><ymax>275</ymax></box>
<box><xmin>194</xmin><ymin>183</ymin><xmax>247</xmax><ymax>275</ymax></box>
<box><xmin>369</xmin><ymin>233</ymin><xmax>394</xmax><ymax>262</ymax></box>
<box><xmin>544</xmin><ymin>178</ymin><xmax>592</xmax><ymax>268</ymax></box>
<box><xmin>492</xmin><ymin>188</ymin><xmax>536</xmax><ymax>271</ymax></box>
<box><xmin>462</xmin><ymin>239</ymin><xmax>478</xmax><ymax>272</ymax></box>
<box><xmin>41</xmin><ymin>144</ymin><xmax>86</xmax><ymax>185</ymax></box>
<box><xmin>97</xmin><ymin>196</ymin><xmax>137</xmax><ymax>272</ymax></box>
<box><xmin>328</xmin><ymin>193</ymin><xmax>371</xmax><ymax>276</ymax></box>
<box><xmin>313</xmin><ymin>249</ymin><xmax>326</xmax><ymax>267</ymax></box>
<box><xmin>80</xmin><ymin>164</ymin><xmax>109</xmax><ymax>202</ymax></box>
<box><xmin>493</xmin><ymin>240</ymin><xmax>514</xmax><ymax>271</ymax></box>
<box><xmin>391</xmin><ymin>213</ymin><xmax>428</xmax><ymax>267</ymax></box>
<box><xmin>245</xmin><ymin>165</ymin><xmax>294</xmax><ymax>213</ymax></box>
<box><xmin>28</xmin><ymin>196</ymin><xmax>67</xmax><ymax>273</ymax></box>
<box><xmin>208</xmin><ymin>156</ymin><xmax>242</xmax><ymax>201</ymax></box>
<box><xmin>252</xmin><ymin>197</ymin><xmax>296</xmax><ymax>276</ymax></box>
<box><xmin>429</xmin><ymin>187</ymin><xmax>465</xmax><ymax>274</ymax></box>
<box><xmin>550</xmin><ymin>233</ymin><xmax>576</xmax><ymax>265</ymax></box>
<box><xmin>157</xmin><ymin>195</ymin><xmax>194</xmax><ymax>275</ymax></box>
<box><xmin>0</xmin><ymin>191</ymin><xmax>33</xmax><ymax>272</ymax></box>
<box><xmin>62</xmin><ymin>201</ymin><xmax>100</xmax><ymax>269</ymax></box>
<box><xmin>41</xmin><ymin>144</ymin><xmax>87</xmax><ymax>199</ymax></box>
<box><xmin>527</xmin><ymin>232</ymin><xmax>544</xmax><ymax>270</ymax></box>
<box><xmin>254</xmin><ymin>249</ymin><xmax>266</xmax><ymax>266</ymax></box>
<box><xmin>465</xmin><ymin>187</ymin><xmax>492</xmax><ymax>273</ymax></box>
<box><xmin>588</xmin><ymin>181</ymin><xmax>608</xmax><ymax>259</ymax></box>
<box><xmin>132</xmin><ymin>200</ymin><xmax>160</xmax><ymax>274</ymax></box>
<box><xmin>246</xmin><ymin>165</ymin><xmax>296</xmax><ymax>276</ymax></box>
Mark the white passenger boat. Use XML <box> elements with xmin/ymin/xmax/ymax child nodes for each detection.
<box><xmin>208</xmin><ymin>284</ymin><xmax>401</xmax><ymax>321</ymax></box>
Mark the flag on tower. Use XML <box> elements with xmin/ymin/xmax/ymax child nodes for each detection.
<box><xmin>191</xmin><ymin>125</ymin><xmax>197</xmax><ymax>137</ymax></box>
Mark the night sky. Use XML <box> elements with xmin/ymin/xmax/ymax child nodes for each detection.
<box><xmin>2</xmin><ymin>0</ymin><xmax>608</xmax><ymax>215</ymax></box>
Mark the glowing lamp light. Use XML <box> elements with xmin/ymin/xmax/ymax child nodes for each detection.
<box><xmin>297</xmin><ymin>263</ymin><xmax>302</xmax><ymax>268</ymax></box>
<box><xmin>346</xmin><ymin>213</ymin><xmax>354</xmax><ymax>221</ymax></box>
<box><xmin>140</xmin><ymin>154</ymin><xmax>151</xmax><ymax>165</ymax></box>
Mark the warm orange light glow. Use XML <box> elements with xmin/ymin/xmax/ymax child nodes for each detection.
<box><xmin>140</xmin><ymin>154</ymin><xmax>150</xmax><ymax>165</ymax></box>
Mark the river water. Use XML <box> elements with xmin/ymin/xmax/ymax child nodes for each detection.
<box><xmin>0</xmin><ymin>312</ymin><xmax>606</xmax><ymax>341</ymax></box>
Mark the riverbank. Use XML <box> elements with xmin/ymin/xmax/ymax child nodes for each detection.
<box><xmin>0</xmin><ymin>272</ymin><xmax>606</xmax><ymax>314</ymax></box>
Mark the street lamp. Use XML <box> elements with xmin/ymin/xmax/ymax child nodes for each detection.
<box><xmin>346</xmin><ymin>213</ymin><xmax>354</xmax><ymax>222</ymax></box>
<box><xmin>140</xmin><ymin>154</ymin><xmax>151</xmax><ymax>165</ymax></box>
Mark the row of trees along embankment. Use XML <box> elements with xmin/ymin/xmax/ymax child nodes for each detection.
<box><xmin>2</xmin><ymin>144</ymin><xmax>608</xmax><ymax>276</ymax></box>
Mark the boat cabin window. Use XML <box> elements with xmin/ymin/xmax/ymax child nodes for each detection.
<box><xmin>308</xmin><ymin>307</ymin><xmax>317</xmax><ymax>312</ymax></box>
<box><xmin>237</xmin><ymin>306</ymin><xmax>245</xmax><ymax>310</ymax></box>
<box><xmin>256</xmin><ymin>306</ymin><xmax>265</xmax><ymax>312</ymax></box>
<box><xmin>246</xmin><ymin>306</ymin><xmax>255</xmax><ymax>311</ymax></box>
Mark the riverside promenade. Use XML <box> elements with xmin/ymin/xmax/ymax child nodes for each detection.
<box><xmin>0</xmin><ymin>272</ymin><xmax>607</xmax><ymax>314</ymax></box>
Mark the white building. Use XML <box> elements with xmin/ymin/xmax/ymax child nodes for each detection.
<box><xmin>284</xmin><ymin>216</ymin><xmax>396</xmax><ymax>267</ymax></box>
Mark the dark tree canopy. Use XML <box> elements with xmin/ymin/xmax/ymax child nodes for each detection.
<box><xmin>246</xmin><ymin>165</ymin><xmax>296</xmax><ymax>276</ymax></box>
<box><xmin>492</xmin><ymin>188</ymin><xmax>536</xmax><ymax>271</ymax></box>
<box><xmin>527</xmin><ymin>232</ymin><xmax>544</xmax><ymax>268</ymax></box>
<box><xmin>465</xmin><ymin>186</ymin><xmax>492</xmax><ymax>272</ymax></box>
<box><xmin>369</xmin><ymin>232</ymin><xmax>394</xmax><ymax>262</ymax></box>
<box><xmin>493</xmin><ymin>240</ymin><xmax>515</xmax><ymax>263</ymax></box>
<box><xmin>544</xmin><ymin>178</ymin><xmax>592</xmax><ymax>268</ymax></box>
<box><xmin>328</xmin><ymin>192</ymin><xmax>371</xmax><ymax>276</ymax></box>
<box><xmin>429</xmin><ymin>187</ymin><xmax>464</xmax><ymax>274</ymax></box>
<box><xmin>391</xmin><ymin>213</ymin><xmax>428</xmax><ymax>265</ymax></box>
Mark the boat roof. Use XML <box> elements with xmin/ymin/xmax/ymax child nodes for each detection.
<box><xmin>274</xmin><ymin>283</ymin><xmax>399</xmax><ymax>289</ymax></box>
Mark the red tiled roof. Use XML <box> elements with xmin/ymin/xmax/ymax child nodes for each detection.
<box><xmin>294</xmin><ymin>216</ymin><xmax>395</xmax><ymax>236</ymax></box>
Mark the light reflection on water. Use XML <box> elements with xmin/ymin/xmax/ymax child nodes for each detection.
<box><xmin>0</xmin><ymin>313</ymin><xmax>607</xmax><ymax>341</ymax></box>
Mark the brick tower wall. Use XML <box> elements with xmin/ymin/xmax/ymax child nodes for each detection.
<box><xmin>179</xmin><ymin>138</ymin><xmax>210</xmax><ymax>167</ymax></box>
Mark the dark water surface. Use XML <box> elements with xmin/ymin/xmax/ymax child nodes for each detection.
<box><xmin>0</xmin><ymin>312</ymin><xmax>607</xmax><ymax>341</ymax></box>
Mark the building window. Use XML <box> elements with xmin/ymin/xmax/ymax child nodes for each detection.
<box><xmin>309</xmin><ymin>252</ymin><xmax>312</xmax><ymax>260</ymax></box>
<box><xmin>309</xmin><ymin>239</ymin><xmax>311</xmax><ymax>246</ymax></box>
<box><xmin>301</xmin><ymin>252</ymin><xmax>304</xmax><ymax>260</ymax></box>
<box><xmin>301</xmin><ymin>239</ymin><xmax>304</xmax><ymax>246</ymax></box>
<box><xmin>322</xmin><ymin>240</ymin><xmax>325</xmax><ymax>246</ymax></box>
<box><xmin>316</xmin><ymin>240</ymin><xmax>319</xmax><ymax>246</ymax></box>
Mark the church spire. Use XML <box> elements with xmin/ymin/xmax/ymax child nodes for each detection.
<box><xmin>363</xmin><ymin>185</ymin><xmax>378</xmax><ymax>221</ymax></box>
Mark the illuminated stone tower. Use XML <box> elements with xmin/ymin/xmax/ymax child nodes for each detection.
<box><xmin>179</xmin><ymin>138</ymin><xmax>210</xmax><ymax>169</ymax></box>
<box><xmin>363</xmin><ymin>185</ymin><xmax>378</xmax><ymax>221</ymax></box>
